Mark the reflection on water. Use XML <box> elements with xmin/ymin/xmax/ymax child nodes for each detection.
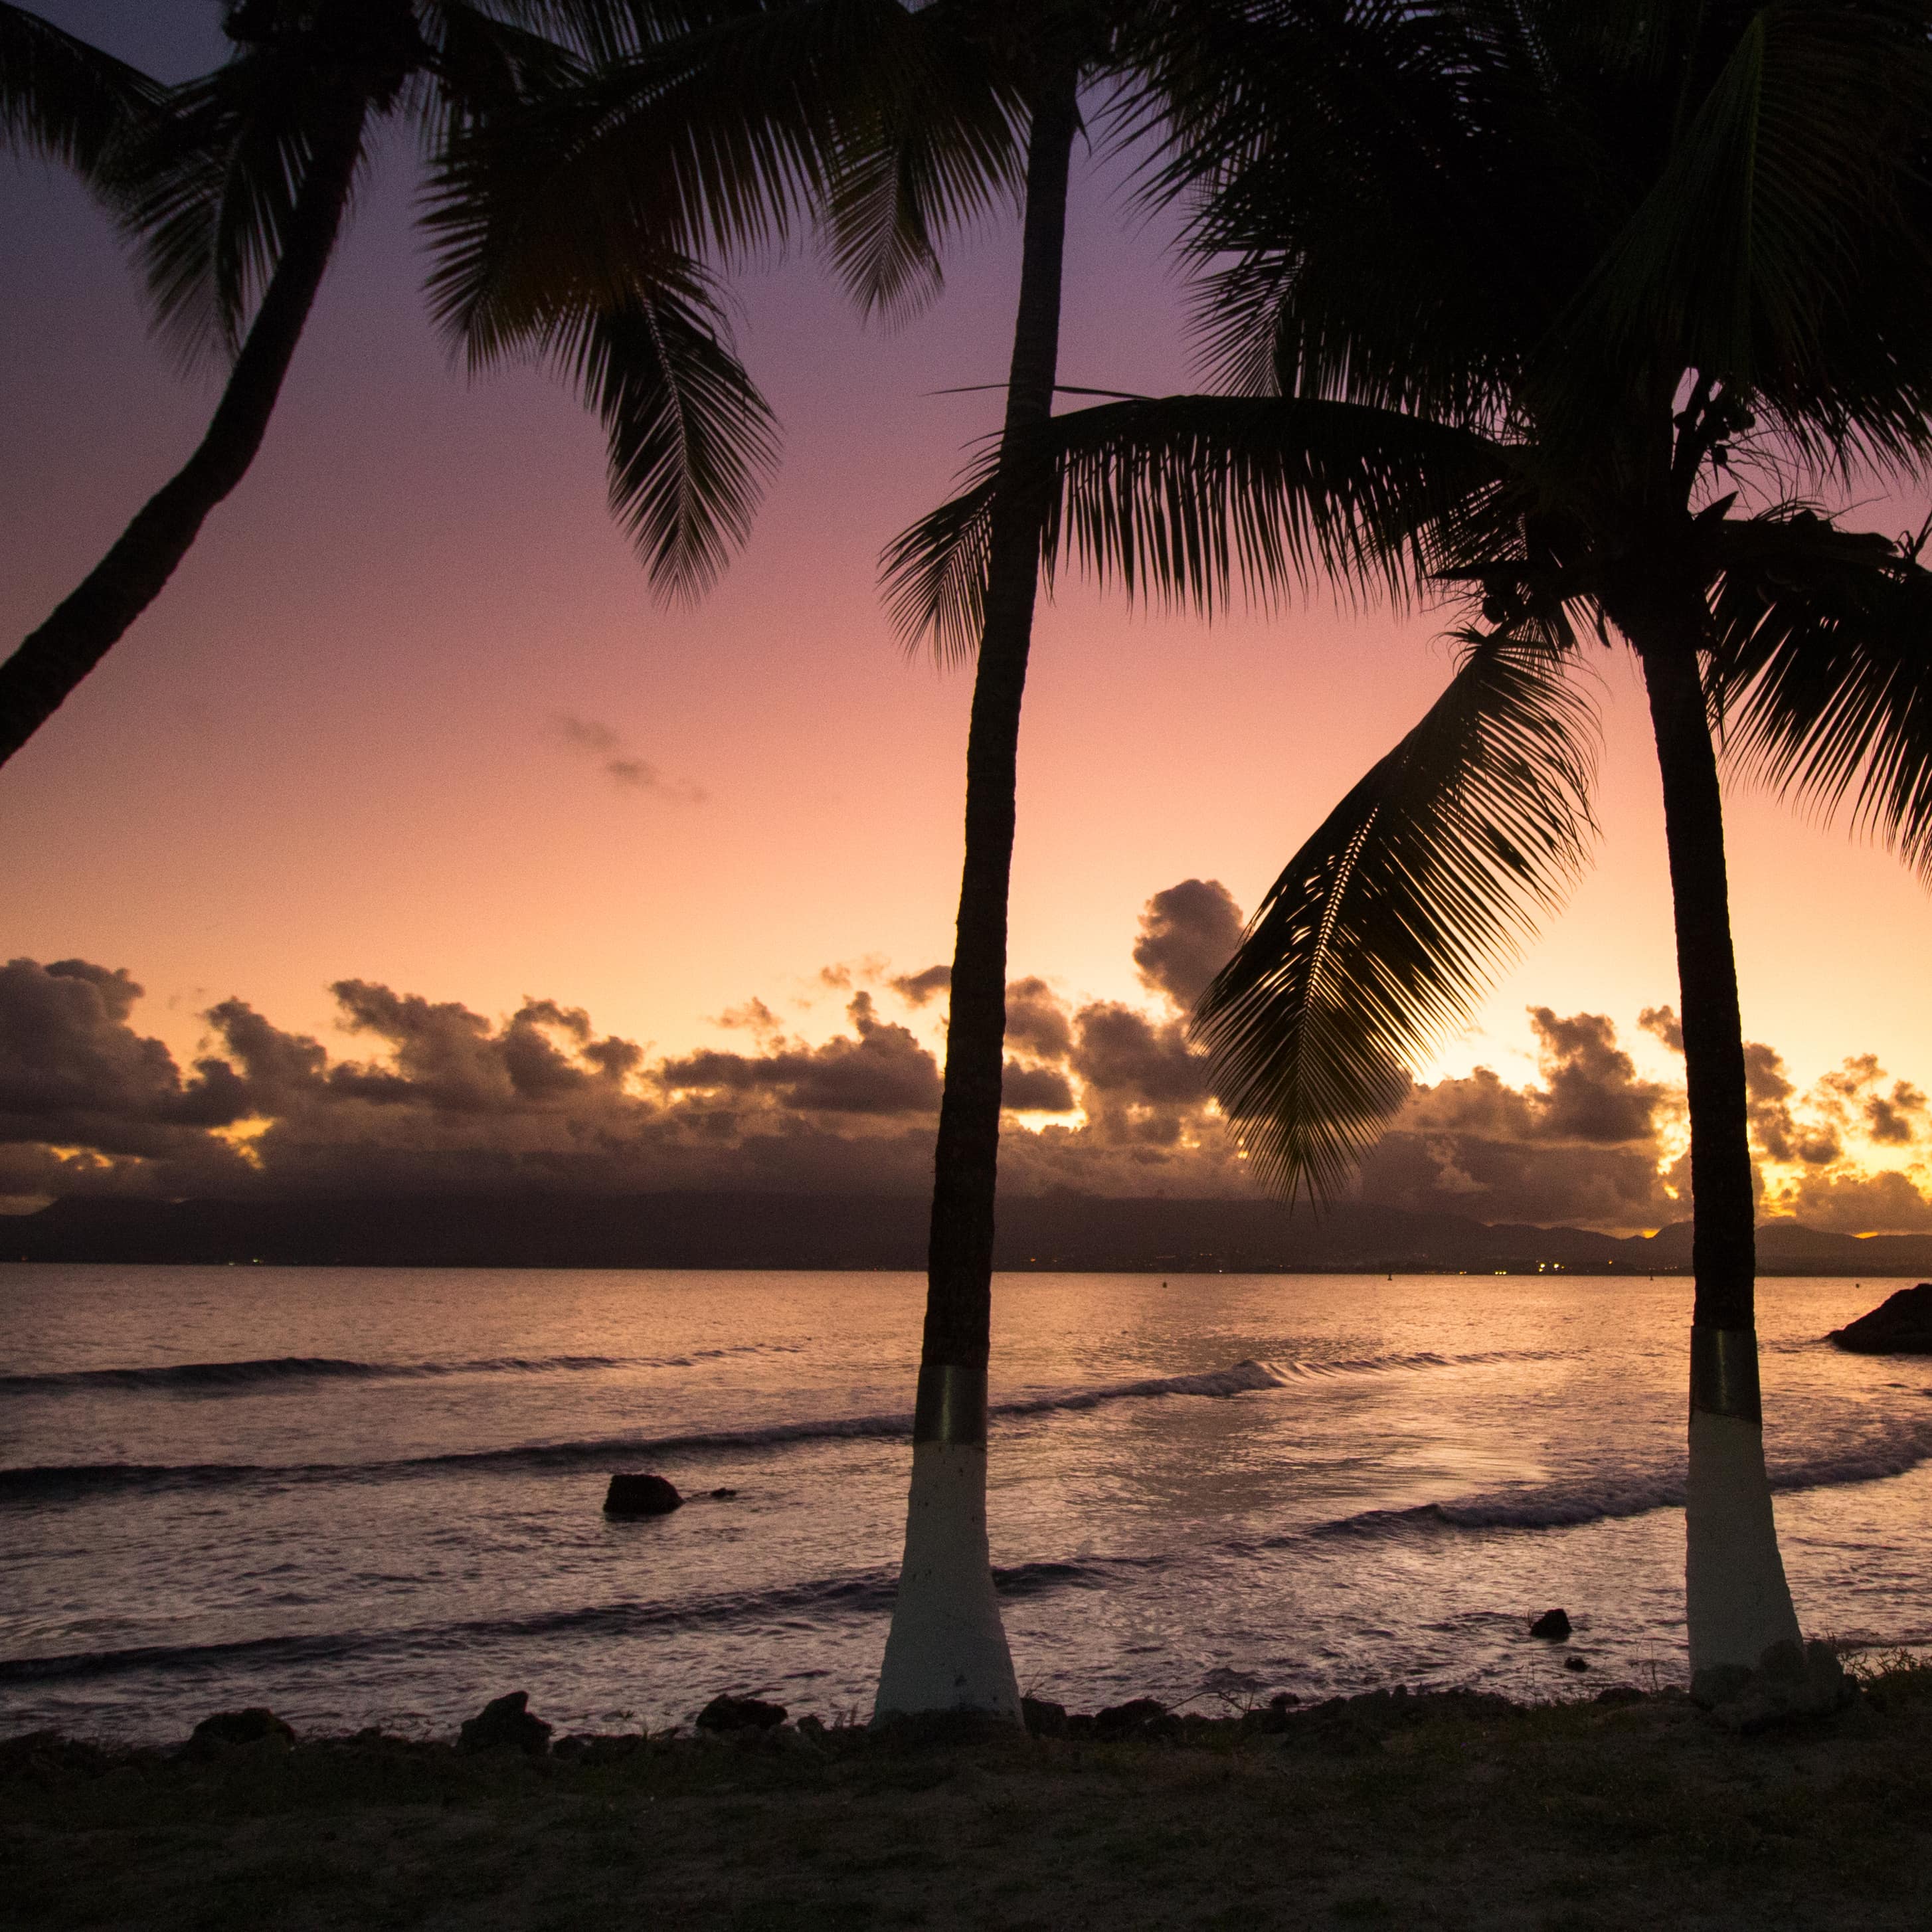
<box><xmin>1</xmin><ymin>1265</ymin><xmax>1927</xmax><ymax>1740</ymax></box>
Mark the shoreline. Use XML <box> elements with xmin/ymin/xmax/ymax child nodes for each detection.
<box><xmin>7</xmin><ymin>1670</ymin><xmax>1932</xmax><ymax>1929</ymax></box>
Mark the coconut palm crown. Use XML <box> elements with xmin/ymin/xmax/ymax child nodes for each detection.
<box><xmin>890</xmin><ymin>0</ymin><xmax>1932</xmax><ymax>1682</ymax></box>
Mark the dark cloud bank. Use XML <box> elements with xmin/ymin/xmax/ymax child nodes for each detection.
<box><xmin>6</xmin><ymin>879</ymin><xmax>1932</xmax><ymax>1265</ymax></box>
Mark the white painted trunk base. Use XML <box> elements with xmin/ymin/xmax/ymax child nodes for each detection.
<box><xmin>1686</xmin><ymin>1409</ymin><xmax>1803</xmax><ymax>1676</ymax></box>
<box><xmin>873</xmin><ymin>1443</ymin><xmax>1020</xmax><ymax>1721</ymax></box>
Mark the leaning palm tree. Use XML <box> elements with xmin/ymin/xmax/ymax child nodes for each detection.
<box><xmin>890</xmin><ymin>0</ymin><xmax>1932</xmax><ymax>1688</ymax></box>
<box><xmin>0</xmin><ymin>0</ymin><xmax>784</xmax><ymax>768</ymax></box>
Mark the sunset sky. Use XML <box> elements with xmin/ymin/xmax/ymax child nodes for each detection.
<box><xmin>5</xmin><ymin>1</ymin><xmax>1932</xmax><ymax>1230</ymax></box>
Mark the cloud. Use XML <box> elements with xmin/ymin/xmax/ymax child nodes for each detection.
<box><xmin>548</xmin><ymin>713</ymin><xmax>705</xmax><ymax>803</ymax></box>
<box><xmin>889</xmin><ymin>965</ymin><xmax>951</xmax><ymax>1008</ymax></box>
<box><xmin>661</xmin><ymin>994</ymin><xmax>941</xmax><ymax>1116</ymax></box>
<box><xmin>1132</xmin><ymin>879</ymin><xmax>1244</xmax><ymax>1010</ymax></box>
<box><xmin>1526</xmin><ymin>1008</ymin><xmax>1667</xmax><ymax>1144</ymax></box>
<box><xmin>1002</xmin><ymin>1061</ymin><xmax>1077</xmax><ymax>1113</ymax></box>
<box><xmin>1638</xmin><ymin>1005</ymin><xmax>1683</xmax><ymax>1053</ymax></box>
<box><xmin>10</xmin><ymin>878</ymin><xmax>1932</xmax><ymax>1229</ymax></box>
<box><xmin>0</xmin><ymin>958</ymin><xmax>252</xmax><ymax>1158</ymax></box>
<box><xmin>1350</xmin><ymin>1008</ymin><xmax>1682</xmax><ymax>1231</ymax></box>
<box><xmin>1005</xmin><ymin>977</ymin><xmax>1073</xmax><ymax>1062</ymax></box>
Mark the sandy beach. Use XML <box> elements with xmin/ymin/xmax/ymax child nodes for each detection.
<box><xmin>7</xmin><ymin>1666</ymin><xmax>1932</xmax><ymax>1931</ymax></box>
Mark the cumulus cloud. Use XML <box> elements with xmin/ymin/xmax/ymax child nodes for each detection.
<box><xmin>1351</xmin><ymin>1008</ymin><xmax>1684</xmax><ymax>1231</ymax></box>
<box><xmin>1132</xmin><ymin>879</ymin><xmax>1244</xmax><ymax>1010</ymax></box>
<box><xmin>1638</xmin><ymin>1005</ymin><xmax>1684</xmax><ymax>1053</ymax></box>
<box><xmin>548</xmin><ymin>714</ymin><xmax>705</xmax><ymax>803</ymax></box>
<box><xmin>890</xmin><ymin>964</ymin><xmax>950</xmax><ymax>1008</ymax></box>
<box><xmin>1005</xmin><ymin>977</ymin><xmax>1073</xmax><ymax>1063</ymax></box>
<box><xmin>9</xmin><ymin>877</ymin><xmax>1932</xmax><ymax>1229</ymax></box>
<box><xmin>661</xmin><ymin>993</ymin><xmax>941</xmax><ymax>1116</ymax></box>
<box><xmin>0</xmin><ymin>958</ymin><xmax>252</xmax><ymax>1157</ymax></box>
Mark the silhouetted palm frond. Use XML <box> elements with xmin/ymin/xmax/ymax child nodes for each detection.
<box><xmin>0</xmin><ymin>0</ymin><xmax>159</xmax><ymax>177</ymax></box>
<box><xmin>423</xmin><ymin>0</ymin><xmax>907</xmax><ymax>353</ymax></box>
<box><xmin>1193</xmin><ymin>628</ymin><xmax>1599</xmax><ymax>1201</ymax></box>
<box><xmin>882</xmin><ymin>392</ymin><xmax>1519</xmax><ymax>663</ymax></box>
<box><xmin>518</xmin><ymin>268</ymin><xmax>780</xmax><ymax>596</ymax></box>
<box><xmin>815</xmin><ymin>5</ymin><xmax>1025</xmax><ymax>323</ymax></box>
<box><xmin>1712</xmin><ymin>509</ymin><xmax>1932</xmax><ymax>882</ymax></box>
<box><xmin>108</xmin><ymin>66</ymin><xmax>309</xmax><ymax>368</ymax></box>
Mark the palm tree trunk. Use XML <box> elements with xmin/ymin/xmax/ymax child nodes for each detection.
<box><xmin>0</xmin><ymin>88</ymin><xmax>367</xmax><ymax>770</ymax></box>
<box><xmin>1636</xmin><ymin>633</ymin><xmax>1802</xmax><ymax>1684</ymax></box>
<box><xmin>873</xmin><ymin>61</ymin><xmax>1080</xmax><ymax>1722</ymax></box>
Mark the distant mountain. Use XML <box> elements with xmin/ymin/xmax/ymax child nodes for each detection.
<box><xmin>4</xmin><ymin>1192</ymin><xmax>1929</xmax><ymax>1275</ymax></box>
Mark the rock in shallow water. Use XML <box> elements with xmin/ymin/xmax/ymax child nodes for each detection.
<box><xmin>1829</xmin><ymin>1283</ymin><xmax>1932</xmax><ymax>1354</ymax></box>
<box><xmin>1529</xmin><ymin>1608</ymin><xmax>1572</xmax><ymax>1640</ymax></box>
<box><xmin>603</xmin><ymin>1472</ymin><xmax>683</xmax><ymax>1516</ymax></box>
<box><xmin>458</xmin><ymin>1692</ymin><xmax>552</xmax><ymax>1755</ymax></box>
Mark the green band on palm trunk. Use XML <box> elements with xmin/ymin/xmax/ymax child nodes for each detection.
<box><xmin>1690</xmin><ymin>1326</ymin><xmax>1762</xmax><ymax>1423</ymax></box>
<box><xmin>913</xmin><ymin>1362</ymin><xmax>988</xmax><ymax>1445</ymax></box>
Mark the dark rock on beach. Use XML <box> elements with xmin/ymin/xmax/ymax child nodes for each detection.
<box><xmin>1093</xmin><ymin>1698</ymin><xmax>1173</xmax><ymax>1741</ymax></box>
<box><xmin>0</xmin><ymin>1730</ymin><xmax>117</xmax><ymax>1781</ymax></box>
<box><xmin>1691</xmin><ymin>1639</ymin><xmax>1857</xmax><ymax>1733</ymax></box>
<box><xmin>697</xmin><ymin>1694</ymin><xmax>788</xmax><ymax>1733</ymax></box>
<box><xmin>1829</xmin><ymin>1283</ymin><xmax>1932</xmax><ymax>1354</ymax></box>
<box><xmin>187</xmin><ymin>1709</ymin><xmax>295</xmax><ymax>1757</ymax></box>
<box><xmin>458</xmin><ymin>1692</ymin><xmax>552</xmax><ymax>1756</ymax></box>
<box><xmin>553</xmin><ymin>1733</ymin><xmax>646</xmax><ymax>1765</ymax></box>
<box><xmin>1021</xmin><ymin>1697</ymin><xmax>1069</xmax><ymax>1738</ymax></box>
<box><xmin>1530</xmin><ymin>1609</ymin><xmax>1573</xmax><ymax>1640</ymax></box>
<box><xmin>604</xmin><ymin>1472</ymin><xmax>683</xmax><ymax>1516</ymax></box>
<box><xmin>1239</xmin><ymin>1692</ymin><xmax>1304</xmax><ymax>1736</ymax></box>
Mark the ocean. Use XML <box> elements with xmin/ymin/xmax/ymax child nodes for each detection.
<box><xmin>2</xmin><ymin>1264</ymin><xmax>1927</xmax><ymax>1743</ymax></box>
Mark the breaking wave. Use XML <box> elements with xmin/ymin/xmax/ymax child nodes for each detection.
<box><xmin>0</xmin><ymin>1349</ymin><xmax>1558</xmax><ymax>1505</ymax></box>
<box><xmin>1312</xmin><ymin>1424</ymin><xmax>1932</xmax><ymax>1539</ymax></box>
<box><xmin>0</xmin><ymin>1554</ymin><xmax>1110</xmax><ymax>1688</ymax></box>
<box><xmin>0</xmin><ymin>1342</ymin><xmax>799</xmax><ymax>1397</ymax></box>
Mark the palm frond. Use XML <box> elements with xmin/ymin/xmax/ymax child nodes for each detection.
<box><xmin>1194</xmin><ymin>627</ymin><xmax>1599</xmax><ymax>1201</ymax></box>
<box><xmin>881</xmin><ymin>391</ymin><xmax>1518</xmax><ymax>664</ymax></box>
<box><xmin>509</xmin><ymin>267</ymin><xmax>780</xmax><ymax>598</ymax></box>
<box><xmin>424</xmin><ymin>0</ymin><xmax>907</xmax><ymax>357</ymax></box>
<box><xmin>108</xmin><ymin>50</ymin><xmax>369</xmax><ymax>369</ymax></box>
<box><xmin>1710</xmin><ymin>507</ymin><xmax>1932</xmax><ymax>881</ymax></box>
<box><xmin>0</xmin><ymin>0</ymin><xmax>160</xmax><ymax>178</ymax></box>
<box><xmin>412</xmin><ymin>1</ymin><xmax>586</xmax><ymax>145</ymax></box>
<box><xmin>1573</xmin><ymin>0</ymin><xmax>1932</xmax><ymax>466</ymax></box>
<box><xmin>814</xmin><ymin>2</ymin><xmax>1026</xmax><ymax>323</ymax></box>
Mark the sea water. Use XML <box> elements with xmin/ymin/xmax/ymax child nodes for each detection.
<box><xmin>1</xmin><ymin>1265</ymin><xmax>1927</xmax><ymax>1742</ymax></box>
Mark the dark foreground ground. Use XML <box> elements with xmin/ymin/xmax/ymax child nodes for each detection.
<box><xmin>7</xmin><ymin>1666</ymin><xmax>1932</xmax><ymax>1932</ymax></box>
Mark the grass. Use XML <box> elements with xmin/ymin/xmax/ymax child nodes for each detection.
<box><xmin>5</xmin><ymin>1669</ymin><xmax>1932</xmax><ymax>1929</ymax></box>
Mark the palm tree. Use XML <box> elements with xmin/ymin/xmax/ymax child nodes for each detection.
<box><xmin>891</xmin><ymin>0</ymin><xmax>1932</xmax><ymax>1690</ymax></box>
<box><xmin>448</xmin><ymin>0</ymin><xmax>1210</xmax><ymax>1718</ymax></box>
<box><xmin>0</xmin><ymin>0</ymin><xmax>784</xmax><ymax>768</ymax></box>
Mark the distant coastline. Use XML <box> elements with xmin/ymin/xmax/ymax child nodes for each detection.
<box><xmin>5</xmin><ymin>1191</ymin><xmax>1928</xmax><ymax>1276</ymax></box>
